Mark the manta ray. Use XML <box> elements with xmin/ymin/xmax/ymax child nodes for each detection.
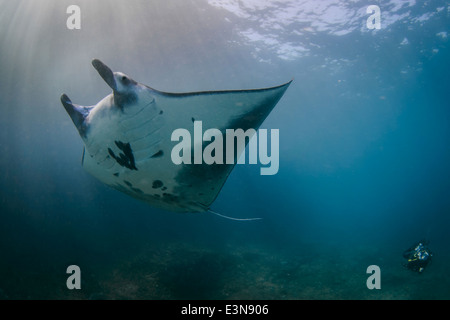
<box><xmin>61</xmin><ymin>59</ymin><xmax>291</xmax><ymax>216</ymax></box>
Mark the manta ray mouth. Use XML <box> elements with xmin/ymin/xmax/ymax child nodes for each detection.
<box><xmin>92</xmin><ymin>59</ymin><xmax>117</xmax><ymax>91</ymax></box>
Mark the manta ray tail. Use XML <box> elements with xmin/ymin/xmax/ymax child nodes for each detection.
<box><xmin>207</xmin><ymin>209</ymin><xmax>262</xmax><ymax>221</ymax></box>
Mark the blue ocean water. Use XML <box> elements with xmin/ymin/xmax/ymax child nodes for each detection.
<box><xmin>0</xmin><ymin>0</ymin><xmax>449</xmax><ymax>299</ymax></box>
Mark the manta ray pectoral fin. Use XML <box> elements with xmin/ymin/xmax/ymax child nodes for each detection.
<box><xmin>60</xmin><ymin>94</ymin><xmax>90</xmax><ymax>138</ymax></box>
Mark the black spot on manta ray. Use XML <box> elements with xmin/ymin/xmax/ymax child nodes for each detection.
<box><xmin>162</xmin><ymin>193</ymin><xmax>178</xmax><ymax>202</ymax></box>
<box><xmin>150</xmin><ymin>150</ymin><xmax>164</xmax><ymax>158</ymax></box>
<box><xmin>113</xmin><ymin>173</ymin><xmax>119</xmax><ymax>177</ymax></box>
<box><xmin>131</xmin><ymin>187</ymin><xmax>144</xmax><ymax>195</ymax></box>
<box><xmin>120</xmin><ymin>179</ymin><xmax>144</xmax><ymax>195</ymax></box>
<box><xmin>159</xmin><ymin>110</ymin><xmax>163</xmax><ymax>115</ymax></box>
<box><xmin>152</xmin><ymin>180</ymin><xmax>163</xmax><ymax>189</ymax></box>
<box><xmin>108</xmin><ymin>141</ymin><xmax>138</xmax><ymax>171</ymax></box>
<box><xmin>123</xmin><ymin>180</ymin><xmax>132</xmax><ymax>187</ymax></box>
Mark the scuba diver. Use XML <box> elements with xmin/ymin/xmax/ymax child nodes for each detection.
<box><xmin>403</xmin><ymin>240</ymin><xmax>432</xmax><ymax>273</ymax></box>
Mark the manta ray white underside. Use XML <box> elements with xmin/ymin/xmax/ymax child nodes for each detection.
<box><xmin>61</xmin><ymin>59</ymin><xmax>291</xmax><ymax>213</ymax></box>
